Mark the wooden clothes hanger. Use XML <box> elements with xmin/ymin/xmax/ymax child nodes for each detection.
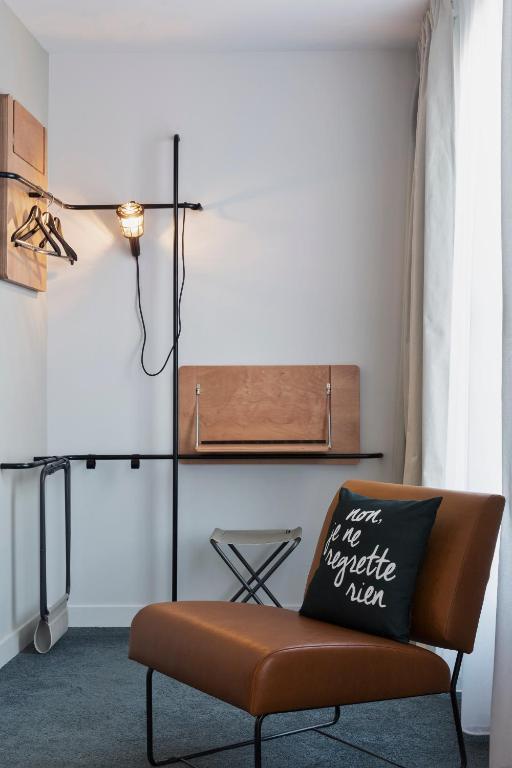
<box><xmin>39</xmin><ymin>212</ymin><xmax>78</xmax><ymax>264</ymax></box>
<box><xmin>11</xmin><ymin>205</ymin><xmax>77</xmax><ymax>264</ymax></box>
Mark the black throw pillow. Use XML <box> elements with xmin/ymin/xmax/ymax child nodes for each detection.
<box><xmin>300</xmin><ymin>488</ymin><xmax>441</xmax><ymax>643</ymax></box>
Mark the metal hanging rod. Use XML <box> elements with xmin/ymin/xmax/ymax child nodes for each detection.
<box><xmin>178</xmin><ymin>452</ymin><xmax>384</xmax><ymax>461</ymax></box>
<box><xmin>32</xmin><ymin>453</ymin><xmax>173</xmax><ymax>469</ymax></box>
<box><xmin>0</xmin><ymin>457</ymin><xmax>61</xmax><ymax>470</ymax></box>
<box><xmin>3</xmin><ymin>451</ymin><xmax>383</xmax><ymax>467</ymax></box>
<box><xmin>47</xmin><ymin>454</ymin><xmax>173</xmax><ymax>462</ymax></box>
<box><xmin>0</xmin><ymin>171</ymin><xmax>203</xmax><ymax>211</ymax></box>
<box><xmin>2</xmin><ymin>452</ymin><xmax>383</xmax><ymax>470</ymax></box>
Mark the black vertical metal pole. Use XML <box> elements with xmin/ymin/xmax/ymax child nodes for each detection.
<box><xmin>64</xmin><ymin>461</ymin><xmax>71</xmax><ymax>597</ymax></box>
<box><xmin>172</xmin><ymin>134</ymin><xmax>180</xmax><ymax>602</ymax></box>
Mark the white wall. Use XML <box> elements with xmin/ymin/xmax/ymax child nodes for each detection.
<box><xmin>0</xmin><ymin>0</ymin><xmax>48</xmax><ymax>666</ymax></box>
<box><xmin>47</xmin><ymin>50</ymin><xmax>416</xmax><ymax>624</ymax></box>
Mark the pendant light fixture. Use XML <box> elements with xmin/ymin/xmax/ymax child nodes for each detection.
<box><xmin>116</xmin><ymin>200</ymin><xmax>144</xmax><ymax>257</ymax></box>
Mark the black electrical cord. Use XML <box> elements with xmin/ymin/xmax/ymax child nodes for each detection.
<box><xmin>135</xmin><ymin>208</ymin><xmax>186</xmax><ymax>376</ymax></box>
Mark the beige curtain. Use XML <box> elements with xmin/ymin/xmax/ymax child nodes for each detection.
<box><xmin>402</xmin><ymin>1</ymin><xmax>456</xmax><ymax>486</ymax></box>
<box><xmin>401</xmin><ymin>15</ymin><xmax>430</xmax><ymax>485</ymax></box>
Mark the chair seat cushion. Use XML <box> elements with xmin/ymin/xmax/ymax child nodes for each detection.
<box><xmin>129</xmin><ymin>601</ymin><xmax>450</xmax><ymax>716</ymax></box>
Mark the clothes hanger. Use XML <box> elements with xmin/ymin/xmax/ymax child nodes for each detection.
<box><xmin>39</xmin><ymin>211</ymin><xmax>78</xmax><ymax>264</ymax></box>
<box><xmin>11</xmin><ymin>204</ymin><xmax>42</xmax><ymax>243</ymax></box>
<box><xmin>11</xmin><ymin>204</ymin><xmax>62</xmax><ymax>259</ymax></box>
<box><xmin>11</xmin><ymin>205</ymin><xmax>62</xmax><ymax>258</ymax></box>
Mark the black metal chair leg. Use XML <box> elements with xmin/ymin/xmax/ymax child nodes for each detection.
<box><xmin>145</xmin><ymin>661</ymin><xmax>465</xmax><ymax>768</ymax></box>
<box><xmin>450</xmin><ymin>689</ymin><xmax>468</xmax><ymax>768</ymax></box>
<box><xmin>254</xmin><ymin>715</ymin><xmax>265</xmax><ymax>768</ymax></box>
<box><xmin>450</xmin><ymin>652</ymin><xmax>468</xmax><ymax>768</ymax></box>
<box><xmin>146</xmin><ymin>668</ymin><xmax>159</xmax><ymax>766</ymax></box>
<box><xmin>146</xmin><ymin>668</ymin><xmax>339</xmax><ymax>767</ymax></box>
<box><xmin>146</xmin><ymin>669</ymin><xmax>184</xmax><ymax>766</ymax></box>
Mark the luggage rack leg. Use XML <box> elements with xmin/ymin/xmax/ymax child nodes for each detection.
<box><xmin>34</xmin><ymin>458</ymin><xmax>72</xmax><ymax>653</ymax></box>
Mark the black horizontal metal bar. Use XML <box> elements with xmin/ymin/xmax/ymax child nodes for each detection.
<box><xmin>31</xmin><ymin>201</ymin><xmax>203</xmax><ymax>211</ymax></box>
<box><xmin>180</xmin><ymin>452</ymin><xmax>383</xmax><ymax>460</ymax></box>
<box><xmin>29</xmin><ymin>452</ymin><xmax>383</xmax><ymax>464</ymax></box>
<box><xmin>33</xmin><ymin>454</ymin><xmax>174</xmax><ymax>462</ymax></box>
<box><xmin>1</xmin><ymin>457</ymin><xmax>61</xmax><ymax>469</ymax></box>
<box><xmin>314</xmin><ymin>728</ymin><xmax>409</xmax><ymax>768</ymax></box>
<box><xmin>0</xmin><ymin>171</ymin><xmax>202</xmax><ymax>211</ymax></box>
<box><xmin>169</xmin><ymin>712</ymin><xmax>341</xmax><ymax>763</ymax></box>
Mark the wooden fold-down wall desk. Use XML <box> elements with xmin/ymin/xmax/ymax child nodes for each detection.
<box><xmin>179</xmin><ymin>365</ymin><xmax>360</xmax><ymax>464</ymax></box>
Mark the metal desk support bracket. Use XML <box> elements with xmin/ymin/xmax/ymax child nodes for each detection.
<box><xmin>194</xmin><ymin>382</ymin><xmax>332</xmax><ymax>451</ymax></box>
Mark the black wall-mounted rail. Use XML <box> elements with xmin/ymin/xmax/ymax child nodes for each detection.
<box><xmin>0</xmin><ymin>171</ymin><xmax>203</xmax><ymax>211</ymax></box>
<box><xmin>25</xmin><ymin>452</ymin><xmax>383</xmax><ymax>466</ymax></box>
<box><xmin>1</xmin><ymin>457</ymin><xmax>60</xmax><ymax>470</ymax></box>
<box><xmin>32</xmin><ymin>454</ymin><xmax>175</xmax><ymax>463</ymax></box>
<box><xmin>179</xmin><ymin>452</ymin><xmax>384</xmax><ymax>461</ymax></box>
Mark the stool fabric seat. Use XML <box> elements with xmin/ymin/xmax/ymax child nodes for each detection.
<box><xmin>129</xmin><ymin>600</ymin><xmax>450</xmax><ymax>716</ymax></box>
<box><xmin>210</xmin><ymin>527</ymin><xmax>302</xmax><ymax>546</ymax></box>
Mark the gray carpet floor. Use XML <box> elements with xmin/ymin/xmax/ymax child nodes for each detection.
<box><xmin>0</xmin><ymin>629</ymin><xmax>489</xmax><ymax>768</ymax></box>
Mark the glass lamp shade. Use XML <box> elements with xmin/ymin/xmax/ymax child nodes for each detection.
<box><xmin>116</xmin><ymin>201</ymin><xmax>144</xmax><ymax>240</ymax></box>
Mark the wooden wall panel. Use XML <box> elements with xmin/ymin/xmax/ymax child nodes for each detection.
<box><xmin>13</xmin><ymin>100</ymin><xmax>46</xmax><ymax>174</ymax></box>
<box><xmin>179</xmin><ymin>365</ymin><xmax>360</xmax><ymax>463</ymax></box>
<box><xmin>0</xmin><ymin>94</ymin><xmax>47</xmax><ymax>292</ymax></box>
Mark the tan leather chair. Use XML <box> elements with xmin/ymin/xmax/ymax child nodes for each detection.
<box><xmin>129</xmin><ymin>480</ymin><xmax>504</xmax><ymax>768</ymax></box>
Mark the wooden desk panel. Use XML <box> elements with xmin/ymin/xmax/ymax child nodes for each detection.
<box><xmin>179</xmin><ymin>365</ymin><xmax>360</xmax><ymax>464</ymax></box>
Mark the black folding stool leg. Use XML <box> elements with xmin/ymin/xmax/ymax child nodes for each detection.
<box><xmin>230</xmin><ymin>542</ymin><xmax>288</xmax><ymax>602</ymax></box>
<box><xmin>238</xmin><ymin>538</ymin><xmax>301</xmax><ymax>606</ymax></box>
<box><xmin>225</xmin><ymin>537</ymin><xmax>301</xmax><ymax>607</ymax></box>
<box><xmin>228</xmin><ymin>543</ymin><xmax>285</xmax><ymax>607</ymax></box>
<box><xmin>210</xmin><ymin>540</ymin><xmax>265</xmax><ymax>605</ymax></box>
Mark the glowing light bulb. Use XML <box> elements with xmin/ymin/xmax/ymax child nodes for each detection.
<box><xmin>116</xmin><ymin>201</ymin><xmax>144</xmax><ymax>256</ymax></box>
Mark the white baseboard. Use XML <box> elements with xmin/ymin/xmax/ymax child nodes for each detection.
<box><xmin>68</xmin><ymin>604</ymin><xmax>143</xmax><ymax>627</ymax></box>
<box><xmin>0</xmin><ymin>614</ymin><xmax>39</xmax><ymax>669</ymax></box>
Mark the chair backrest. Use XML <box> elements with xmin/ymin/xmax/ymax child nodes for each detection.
<box><xmin>306</xmin><ymin>480</ymin><xmax>504</xmax><ymax>653</ymax></box>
